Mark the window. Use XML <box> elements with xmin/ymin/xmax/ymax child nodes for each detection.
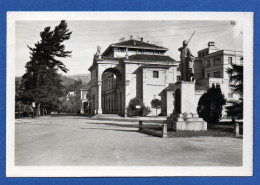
<box><xmin>207</xmin><ymin>60</ymin><xmax>210</xmax><ymax>67</ymax></box>
<box><xmin>202</xmin><ymin>69</ymin><xmax>205</xmax><ymax>77</ymax></box>
<box><xmin>198</xmin><ymin>53</ymin><xmax>201</xmax><ymax>58</ymax></box>
<box><xmin>228</xmin><ymin>57</ymin><xmax>233</xmax><ymax>64</ymax></box>
<box><xmin>207</xmin><ymin>73</ymin><xmax>210</xmax><ymax>78</ymax></box>
<box><xmin>177</xmin><ymin>76</ymin><xmax>181</xmax><ymax>81</ymax></box>
<box><xmin>213</xmin><ymin>57</ymin><xmax>221</xmax><ymax>66</ymax></box>
<box><xmin>153</xmin><ymin>71</ymin><xmax>159</xmax><ymax>78</ymax></box>
<box><xmin>213</xmin><ymin>71</ymin><xmax>221</xmax><ymax>78</ymax></box>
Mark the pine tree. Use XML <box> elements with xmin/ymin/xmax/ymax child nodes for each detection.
<box><xmin>226</xmin><ymin>64</ymin><xmax>243</xmax><ymax>121</ymax></box>
<box><xmin>19</xmin><ymin>20</ymin><xmax>72</xmax><ymax>116</ymax></box>
<box><xmin>197</xmin><ymin>84</ymin><xmax>226</xmax><ymax>123</ymax></box>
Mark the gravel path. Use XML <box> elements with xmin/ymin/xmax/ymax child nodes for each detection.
<box><xmin>15</xmin><ymin>115</ymin><xmax>243</xmax><ymax>166</ymax></box>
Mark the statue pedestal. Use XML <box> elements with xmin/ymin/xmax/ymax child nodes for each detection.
<box><xmin>166</xmin><ymin>81</ymin><xmax>207</xmax><ymax>131</ymax></box>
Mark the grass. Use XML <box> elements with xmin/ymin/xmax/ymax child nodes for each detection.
<box><xmin>140</xmin><ymin>122</ymin><xmax>243</xmax><ymax>138</ymax></box>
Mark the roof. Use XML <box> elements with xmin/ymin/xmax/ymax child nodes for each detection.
<box><xmin>140</xmin><ymin>65</ymin><xmax>171</xmax><ymax>69</ymax></box>
<box><xmin>111</xmin><ymin>39</ymin><xmax>168</xmax><ymax>50</ymax></box>
<box><xmin>127</xmin><ymin>54</ymin><xmax>177</xmax><ymax>62</ymax></box>
<box><xmin>164</xmin><ymin>83</ymin><xmax>175</xmax><ymax>91</ymax></box>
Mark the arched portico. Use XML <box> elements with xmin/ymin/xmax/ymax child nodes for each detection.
<box><xmin>88</xmin><ymin>55</ymin><xmax>127</xmax><ymax>116</ymax></box>
<box><xmin>101</xmin><ymin>68</ymin><xmax>124</xmax><ymax>115</ymax></box>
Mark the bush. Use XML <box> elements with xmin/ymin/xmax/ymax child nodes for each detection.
<box><xmin>197</xmin><ymin>84</ymin><xmax>226</xmax><ymax>123</ymax></box>
<box><xmin>126</xmin><ymin>97</ymin><xmax>151</xmax><ymax>117</ymax></box>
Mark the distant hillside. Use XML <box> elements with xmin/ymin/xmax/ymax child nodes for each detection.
<box><xmin>15</xmin><ymin>73</ymin><xmax>91</xmax><ymax>88</ymax></box>
<box><xmin>64</xmin><ymin>73</ymin><xmax>91</xmax><ymax>86</ymax></box>
<box><xmin>60</xmin><ymin>76</ymin><xmax>77</xmax><ymax>86</ymax></box>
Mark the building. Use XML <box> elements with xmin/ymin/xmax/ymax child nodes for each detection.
<box><xmin>194</xmin><ymin>42</ymin><xmax>243</xmax><ymax>102</ymax></box>
<box><xmin>75</xmin><ymin>88</ymin><xmax>91</xmax><ymax>114</ymax></box>
<box><xmin>88</xmin><ymin>38</ymin><xmax>179</xmax><ymax>116</ymax></box>
<box><xmin>89</xmin><ymin>39</ymin><xmax>243</xmax><ymax>118</ymax></box>
<box><xmin>66</xmin><ymin>91</ymin><xmax>76</xmax><ymax>101</ymax></box>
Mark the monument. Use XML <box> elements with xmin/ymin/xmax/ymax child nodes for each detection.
<box><xmin>166</xmin><ymin>40</ymin><xmax>207</xmax><ymax>131</ymax></box>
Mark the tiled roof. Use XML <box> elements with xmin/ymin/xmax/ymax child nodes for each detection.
<box><xmin>128</xmin><ymin>54</ymin><xmax>176</xmax><ymax>62</ymax></box>
<box><xmin>112</xmin><ymin>39</ymin><xmax>168</xmax><ymax>50</ymax></box>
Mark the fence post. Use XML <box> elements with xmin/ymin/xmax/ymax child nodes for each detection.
<box><xmin>234</xmin><ymin>123</ymin><xmax>240</xmax><ymax>137</ymax></box>
<box><xmin>162</xmin><ymin>123</ymin><xmax>168</xmax><ymax>138</ymax></box>
<box><xmin>139</xmin><ymin>121</ymin><xmax>143</xmax><ymax>131</ymax></box>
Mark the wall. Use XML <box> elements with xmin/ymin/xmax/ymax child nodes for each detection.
<box><xmin>142</xmin><ymin>68</ymin><xmax>171</xmax><ymax>115</ymax></box>
<box><xmin>124</xmin><ymin>63</ymin><xmax>139</xmax><ymax>112</ymax></box>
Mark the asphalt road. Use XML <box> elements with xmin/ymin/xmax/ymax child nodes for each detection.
<box><xmin>15</xmin><ymin>115</ymin><xmax>243</xmax><ymax>166</ymax></box>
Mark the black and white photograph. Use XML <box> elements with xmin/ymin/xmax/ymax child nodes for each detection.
<box><xmin>6</xmin><ymin>12</ymin><xmax>253</xmax><ymax>177</ymax></box>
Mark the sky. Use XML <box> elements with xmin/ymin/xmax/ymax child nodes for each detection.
<box><xmin>15</xmin><ymin>20</ymin><xmax>243</xmax><ymax>77</ymax></box>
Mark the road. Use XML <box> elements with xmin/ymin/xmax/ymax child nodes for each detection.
<box><xmin>15</xmin><ymin>115</ymin><xmax>243</xmax><ymax>166</ymax></box>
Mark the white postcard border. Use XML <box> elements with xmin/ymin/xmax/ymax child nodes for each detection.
<box><xmin>6</xmin><ymin>11</ymin><xmax>253</xmax><ymax>177</ymax></box>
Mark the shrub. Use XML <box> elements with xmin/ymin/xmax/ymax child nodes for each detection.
<box><xmin>126</xmin><ymin>97</ymin><xmax>151</xmax><ymax>117</ymax></box>
<box><xmin>197</xmin><ymin>84</ymin><xmax>226</xmax><ymax>123</ymax></box>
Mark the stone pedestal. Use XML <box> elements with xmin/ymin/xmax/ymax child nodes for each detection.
<box><xmin>166</xmin><ymin>81</ymin><xmax>207</xmax><ymax>131</ymax></box>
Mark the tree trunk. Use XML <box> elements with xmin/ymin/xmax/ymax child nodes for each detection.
<box><xmin>36</xmin><ymin>103</ymin><xmax>41</xmax><ymax>117</ymax></box>
<box><xmin>40</xmin><ymin>107</ymin><xmax>44</xmax><ymax>116</ymax></box>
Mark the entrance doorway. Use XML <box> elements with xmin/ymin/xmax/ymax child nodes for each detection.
<box><xmin>174</xmin><ymin>89</ymin><xmax>181</xmax><ymax>113</ymax></box>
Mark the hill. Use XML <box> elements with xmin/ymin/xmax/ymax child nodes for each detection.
<box><xmin>16</xmin><ymin>73</ymin><xmax>91</xmax><ymax>88</ymax></box>
<box><xmin>64</xmin><ymin>73</ymin><xmax>91</xmax><ymax>86</ymax></box>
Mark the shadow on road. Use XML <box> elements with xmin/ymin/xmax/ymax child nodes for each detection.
<box><xmin>80</xmin><ymin>127</ymin><xmax>138</xmax><ymax>133</ymax></box>
<box><xmin>86</xmin><ymin>122</ymin><xmax>139</xmax><ymax>128</ymax></box>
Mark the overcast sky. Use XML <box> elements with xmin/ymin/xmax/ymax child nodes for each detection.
<box><xmin>15</xmin><ymin>20</ymin><xmax>243</xmax><ymax>76</ymax></box>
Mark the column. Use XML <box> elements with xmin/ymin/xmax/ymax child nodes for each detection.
<box><xmin>124</xmin><ymin>80</ymin><xmax>130</xmax><ymax>116</ymax></box>
<box><xmin>97</xmin><ymin>80</ymin><xmax>102</xmax><ymax>114</ymax></box>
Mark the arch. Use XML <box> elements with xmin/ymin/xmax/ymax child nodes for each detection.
<box><xmin>101</xmin><ymin>68</ymin><xmax>123</xmax><ymax>115</ymax></box>
<box><xmin>174</xmin><ymin>89</ymin><xmax>181</xmax><ymax>113</ymax></box>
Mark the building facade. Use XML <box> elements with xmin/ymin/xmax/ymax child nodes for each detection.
<box><xmin>194</xmin><ymin>42</ymin><xmax>243</xmax><ymax>102</ymax></box>
<box><xmin>75</xmin><ymin>89</ymin><xmax>90</xmax><ymax>114</ymax></box>
<box><xmin>88</xmin><ymin>38</ymin><xmax>179</xmax><ymax>116</ymax></box>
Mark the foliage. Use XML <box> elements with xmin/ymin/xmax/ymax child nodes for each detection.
<box><xmin>126</xmin><ymin>97</ymin><xmax>151</xmax><ymax>117</ymax></box>
<box><xmin>226</xmin><ymin>98</ymin><xmax>243</xmax><ymax>120</ymax></box>
<box><xmin>226</xmin><ymin>64</ymin><xmax>243</xmax><ymax>121</ymax></box>
<box><xmin>197</xmin><ymin>84</ymin><xmax>226</xmax><ymax>123</ymax></box>
<box><xmin>150</xmin><ymin>99</ymin><xmax>162</xmax><ymax>116</ymax></box>
<box><xmin>65</xmin><ymin>80</ymin><xmax>83</xmax><ymax>94</ymax></box>
<box><xmin>18</xmin><ymin>20</ymin><xmax>72</xmax><ymax>115</ymax></box>
<box><xmin>151</xmin><ymin>99</ymin><xmax>162</xmax><ymax>109</ymax></box>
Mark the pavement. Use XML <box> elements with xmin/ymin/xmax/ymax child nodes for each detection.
<box><xmin>15</xmin><ymin>115</ymin><xmax>243</xmax><ymax>166</ymax></box>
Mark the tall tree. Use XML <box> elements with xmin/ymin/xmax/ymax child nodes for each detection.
<box><xmin>226</xmin><ymin>63</ymin><xmax>243</xmax><ymax>121</ymax></box>
<box><xmin>19</xmin><ymin>20</ymin><xmax>72</xmax><ymax>116</ymax></box>
<box><xmin>197</xmin><ymin>84</ymin><xmax>226</xmax><ymax>123</ymax></box>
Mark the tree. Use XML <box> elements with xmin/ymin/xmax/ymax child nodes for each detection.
<box><xmin>150</xmin><ymin>99</ymin><xmax>162</xmax><ymax>117</ymax></box>
<box><xmin>126</xmin><ymin>97</ymin><xmax>151</xmax><ymax>117</ymax></box>
<box><xmin>197</xmin><ymin>84</ymin><xmax>226</xmax><ymax>123</ymax></box>
<box><xmin>226</xmin><ymin>63</ymin><xmax>243</xmax><ymax>122</ymax></box>
<box><xmin>18</xmin><ymin>20</ymin><xmax>72</xmax><ymax>116</ymax></box>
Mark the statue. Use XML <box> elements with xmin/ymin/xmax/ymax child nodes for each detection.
<box><xmin>178</xmin><ymin>40</ymin><xmax>195</xmax><ymax>81</ymax></box>
<box><xmin>96</xmin><ymin>44</ymin><xmax>101</xmax><ymax>58</ymax></box>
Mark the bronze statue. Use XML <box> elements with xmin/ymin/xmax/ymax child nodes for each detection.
<box><xmin>178</xmin><ymin>40</ymin><xmax>195</xmax><ymax>81</ymax></box>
